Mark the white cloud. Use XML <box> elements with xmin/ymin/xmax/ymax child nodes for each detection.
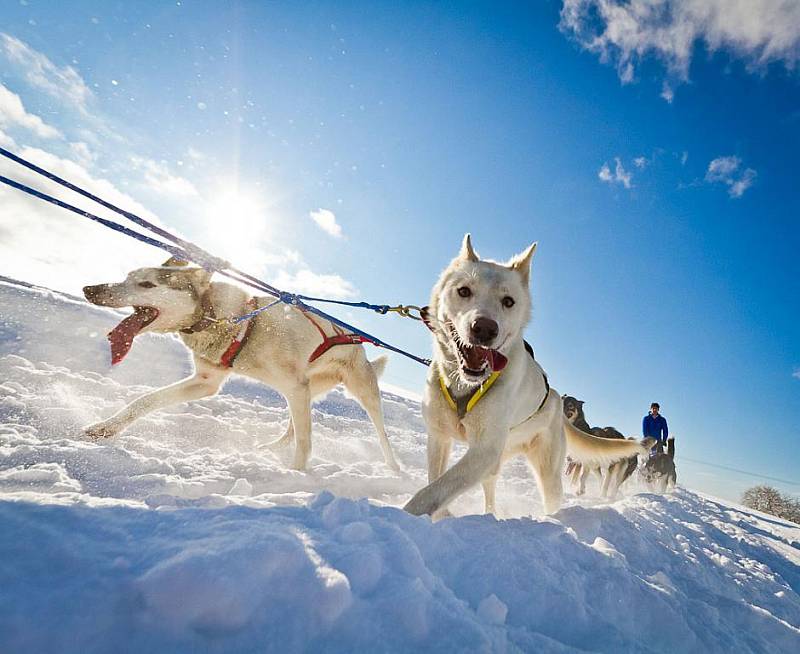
<box><xmin>69</xmin><ymin>141</ymin><xmax>95</xmax><ymax>168</ymax></box>
<box><xmin>793</xmin><ymin>368</ymin><xmax>800</xmax><ymax>380</ymax></box>
<box><xmin>634</xmin><ymin>156</ymin><xmax>647</xmax><ymax>169</ymax></box>
<box><xmin>309</xmin><ymin>208</ymin><xmax>343</xmax><ymax>238</ymax></box>
<box><xmin>660</xmin><ymin>81</ymin><xmax>675</xmax><ymax>103</ymax></box>
<box><xmin>0</xmin><ymin>127</ymin><xmax>18</xmax><ymax>149</ymax></box>
<box><xmin>560</xmin><ymin>1</ymin><xmax>800</xmax><ymax>96</ymax></box>
<box><xmin>705</xmin><ymin>155</ymin><xmax>757</xmax><ymax>198</ymax></box>
<box><xmin>0</xmin><ymin>83</ymin><xmax>61</xmax><ymax>139</ymax></box>
<box><xmin>186</xmin><ymin>147</ymin><xmax>205</xmax><ymax>162</ymax></box>
<box><xmin>130</xmin><ymin>156</ymin><xmax>198</xmax><ymax>198</ymax></box>
<box><xmin>598</xmin><ymin>157</ymin><xmax>632</xmax><ymax>188</ymax></box>
<box><xmin>0</xmin><ymin>146</ymin><xmax>170</xmax><ymax>294</ymax></box>
<box><xmin>0</xmin><ymin>33</ymin><xmax>93</xmax><ymax>114</ymax></box>
<box><xmin>273</xmin><ymin>268</ymin><xmax>357</xmax><ymax>300</ymax></box>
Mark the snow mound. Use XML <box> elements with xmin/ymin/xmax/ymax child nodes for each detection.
<box><xmin>1</xmin><ymin>277</ymin><xmax>799</xmax><ymax>652</ymax></box>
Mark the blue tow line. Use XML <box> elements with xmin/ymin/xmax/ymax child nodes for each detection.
<box><xmin>0</xmin><ymin>146</ymin><xmax>431</xmax><ymax>367</ymax></box>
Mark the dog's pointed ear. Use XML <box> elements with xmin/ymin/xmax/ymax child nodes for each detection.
<box><xmin>508</xmin><ymin>241</ymin><xmax>537</xmax><ymax>284</ymax></box>
<box><xmin>459</xmin><ymin>233</ymin><xmax>479</xmax><ymax>262</ymax></box>
<box><xmin>162</xmin><ymin>256</ymin><xmax>189</xmax><ymax>267</ymax></box>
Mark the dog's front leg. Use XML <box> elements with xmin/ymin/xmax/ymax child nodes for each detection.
<box><xmin>404</xmin><ymin>431</ymin><xmax>506</xmax><ymax>517</ymax></box>
<box><xmin>481</xmin><ymin>471</ymin><xmax>499</xmax><ymax>515</ymax></box>
<box><xmin>84</xmin><ymin>360</ymin><xmax>229</xmax><ymax>440</ymax></box>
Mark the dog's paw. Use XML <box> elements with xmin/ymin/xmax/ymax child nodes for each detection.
<box><xmin>83</xmin><ymin>422</ymin><xmax>118</xmax><ymax>440</ymax></box>
<box><xmin>432</xmin><ymin>508</ymin><xmax>455</xmax><ymax>522</ymax></box>
<box><xmin>290</xmin><ymin>457</ymin><xmax>309</xmax><ymax>472</ymax></box>
<box><xmin>385</xmin><ymin>458</ymin><xmax>402</xmax><ymax>473</ymax></box>
<box><xmin>261</xmin><ymin>433</ymin><xmax>293</xmax><ymax>450</ymax></box>
<box><xmin>403</xmin><ymin>493</ymin><xmax>438</xmax><ymax>517</ymax></box>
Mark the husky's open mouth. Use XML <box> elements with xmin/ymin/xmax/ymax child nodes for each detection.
<box><xmin>107</xmin><ymin>306</ymin><xmax>160</xmax><ymax>365</ymax></box>
<box><xmin>449</xmin><ymin>325</ymin><xmax>508</xmax><ymax>379</ymax></box>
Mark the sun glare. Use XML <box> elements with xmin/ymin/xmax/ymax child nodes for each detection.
<box><xmin>203</xmin><ymin>185</ymin><xmax>272</xmax><ymax>272</ymax></box>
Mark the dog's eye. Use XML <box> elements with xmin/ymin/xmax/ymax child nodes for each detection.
<box><xmin>502</xmin><ymin>296</ymin><xmax>515</xmax><ymax>308</ymax></box>
<box><xmin>138</xmin><ymin>281</ymin><xmax>157</xmax><ymax>289</ymax></box>
<box><xmin>457</xmin><ymin>287</ymin><xmax>472</xmax><ymax>298</ymax></box>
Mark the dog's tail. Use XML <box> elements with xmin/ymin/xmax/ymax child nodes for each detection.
<box><xmin>564</xmin><ymin>419</ymin><xmax>655</xmax><ymax>468</ymax></box>
<box><xmin>369</xmin><ymin>355</ymin><xmax>389</xmax><ymax>379</ymax></box>
<box><xmin>667</xmin><ymin>437</ymin><xmax>675</xmax><ymax>460</ymax></box>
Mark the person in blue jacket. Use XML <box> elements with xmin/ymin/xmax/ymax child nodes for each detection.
<box><xmin>643</xmin><ymin>402</ymin><xmax>669</xmax><ymax>453</ymax></box>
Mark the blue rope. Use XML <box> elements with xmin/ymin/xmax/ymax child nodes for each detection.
<box><xmin>231</xmin><ymin>296</ymin><xmax>284</xmax><ymax>324</ymax></box>
<box><xmin>0</xmin><ymin>150</ymin><xmax>432</xmax><ymax>367</ymax></box>
<box><xmin>290</xmin><ymin>296</ymin><xmax>393</xmax><ymax>314</ymax></box>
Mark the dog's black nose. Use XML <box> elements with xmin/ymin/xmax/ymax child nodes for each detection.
<box><xmin>470</xmin><ymin>317</ymin><xmax>498</xmax><ymax>345</ymax></box>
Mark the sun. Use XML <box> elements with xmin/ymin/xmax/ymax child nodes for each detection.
<box><xmin>202</xmin><ymin>184</ymin><xmax>272</xmax><ymax>273</ymax></box>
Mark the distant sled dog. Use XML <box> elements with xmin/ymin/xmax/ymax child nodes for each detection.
<box><xmin>82</xmin><ymin>257</ymin><xmax>399</xmax><ymax>471</ymax></box>
<box><xmin>562</xmin><ymin>395</ymin><xmax>642</xmax><ymax>499</ymax></box>
<box><xmin>641</xmin><ymin>437</ymin><xmax>677</xmax><ymax>493</ymax></box>
<box><xmin>404</xmin><ymin>235</ymin><xmax>655</xmax><ymax>517</ymax></box>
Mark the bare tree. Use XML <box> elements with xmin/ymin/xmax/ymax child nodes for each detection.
<box><xmin>741</xmin><ymin>485</ymin><xmax>800</xmax><ymax>524</ymax></box>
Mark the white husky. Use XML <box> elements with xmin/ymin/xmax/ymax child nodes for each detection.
<box><xmin>82</xmin><ymin>257</ymin><xmax>399</xmax><ymax>471</ymax></box>
<box><xmin>404</xmin><ymin>235</ymin><xmax>654</xmax><ymax>517</ymax></box>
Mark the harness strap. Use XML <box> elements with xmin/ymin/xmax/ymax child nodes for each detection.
<box><xmin>511</xmin><ymin>373</ymin><xmax>550</xmax><ymax>428</ymax></box>
<box><xmin>439</xmin><ymin>369</ymin><xmax>502</xmax><ymax>418</ymax></box>
<box><xmin>302</xmin><ymin>310</ymin><xmax>373</xmax><ymax>363</ymax></box>
<box><xmin>219</xmin><ymin>298</ymin><xmax>258</xmax><ymax>368</ymax></box>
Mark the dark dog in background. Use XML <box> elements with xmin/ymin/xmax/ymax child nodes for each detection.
<box><xmin>641</xmin><ymin>437</ymin><xmax>677</xmax><ymax>493</ymax></box>
<box><xmin>562</xmin><ymin>395</ymin><xmax>640</xmax><ymax>499</ymax></box>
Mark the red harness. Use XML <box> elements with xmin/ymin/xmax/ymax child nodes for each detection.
<box><xmin>302</xmin><ymin>310</ymin><xmax>372</xmax><ymax>362</ymax></box>
<box><xmin>219</xmin><ymin>298</ymin><xmax>259</xmax><ymax>368</ymax></box>
<box><xmin>218</xmin><ymin>300</ymin><xmax>370</xmax><ymax>368</ymax></box>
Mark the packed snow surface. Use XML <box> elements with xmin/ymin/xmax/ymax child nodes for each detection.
<box><xmin>1</xmin><ymin>277</ymin><xmax>799</xmax><ymax>653</ymax></box>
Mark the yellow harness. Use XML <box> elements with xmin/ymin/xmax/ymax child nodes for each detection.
<box><xmin>438</xmin><ymin>367</ymin><xmax>502</xmax><ymax>418</ymax></box>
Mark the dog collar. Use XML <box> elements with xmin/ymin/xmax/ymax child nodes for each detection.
<box><xmin>438</xmin><ymin>366</ymin><xmax>502</xmax><ymax>419</ymax></box>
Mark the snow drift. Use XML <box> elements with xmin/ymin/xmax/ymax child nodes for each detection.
<box><xmin>1</xmin><ymin>277</ymin><xmax>799</xmax><ymax>653</ymax></box>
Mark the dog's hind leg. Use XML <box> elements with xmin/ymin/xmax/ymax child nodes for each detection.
<box><xmin>342</xmin><ymin>355</ymin><xmax>399</xmax><ymax>471</ymax></box>
<box><xmin>286</xmin><ymin>381</ymin><xmax>313</xmax><ymax>470</ymax></box>
<box><xmin>83</xmin><ymin>358</ymin><xmax>229</xmax><ymax>440</ymax></box>
<box><xmin>578</xmin><ymin>466</ymin><xmax>591</xmax><ymax>496</ymax></box>
<box><xmin>263</xmin><ymin>375</ymin><xmax>337</xmax><ymax>449</ymax></box>
<box><xmin>600</xmin><ymin>465</ymin><xmax>613</xmax><ymax>498</ymax></box>
<box><xmin>603</xmin><ymin>462</ymin><xmax>624</xmax><ymax>500</ymax></box>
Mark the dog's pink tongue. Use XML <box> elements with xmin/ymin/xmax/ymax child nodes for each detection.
<box><xmin>489</xmin><ymin>350</ymin><xmax>508</xmax><ymax>372</ymax></box>
<box><xmin>107</xmin><ymin>307</ymin><xmax>159</xmax><ymax>365</ymax></box>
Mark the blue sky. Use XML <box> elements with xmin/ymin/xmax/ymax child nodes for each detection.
<box><xmin>0</xmin><ymin>1</ymin><xmax>798</xmax><ymax>502</ymax></box>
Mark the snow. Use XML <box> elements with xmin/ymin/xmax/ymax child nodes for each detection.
<box><xmin>1</xmin><ymin>276</ymin><xmax>799</xmax><ymax>653</ymax></box>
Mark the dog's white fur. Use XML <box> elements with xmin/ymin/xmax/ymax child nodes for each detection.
<box><xmin>82</xmin><ymin>262</ymin><xmax>399</xmax><ymax>471</ymax></box>
<box><xmin>404</xmin><ymin>235</ymin><xmax>653</xmax><ymax>517</ymax></box>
